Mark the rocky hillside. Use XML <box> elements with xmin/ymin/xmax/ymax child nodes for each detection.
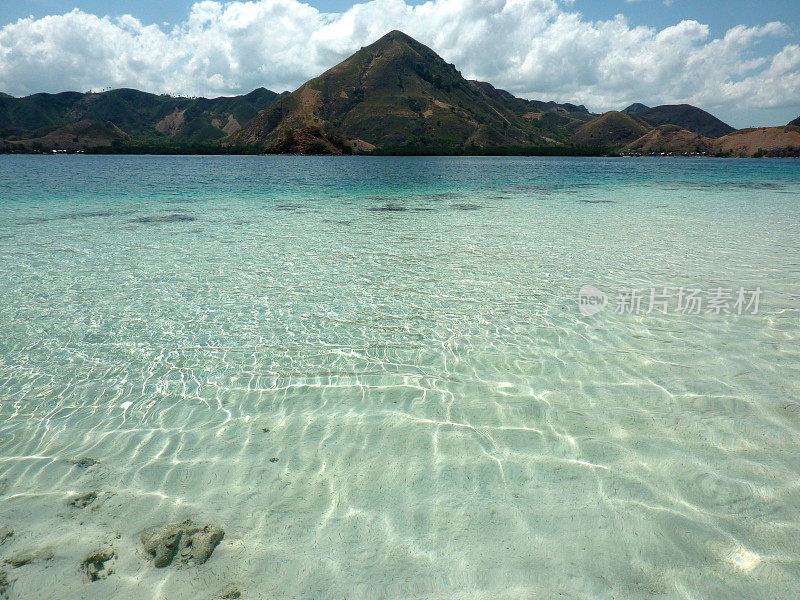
<box><xmin>622</xmin><ymin>103</ymin><xmax>735</xmax><ymax>137</ymax></box>
<box><xmin>0</xmin><ymin>87</ymin><xmax>283</xmax><ymax>149</ymax></box>
<box><xmin>789</xmin><ymin>115</ymin><xmax>800</xmax><ymax>127</ymax></box>
<box><xmin>715</xmin><ymin>126</ymin><xmax>800</xmax><ymax>157</ymax></box>
<box><xmin>623</xmin><ymin>124</ymin><xmax>713</xmax><ymax>155</ymax></box>
<box><xmin>228</xmin><ymin>31</ymin><xmax>593</xmax><ymax>152</ymax></box>
<box><xmin>619</xmin><ymin>124</ymin><xmax>800</xmax><ymax>157</ymax></box>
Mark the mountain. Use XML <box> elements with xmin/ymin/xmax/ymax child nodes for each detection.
<box><xmin>622</xmin><ymin>103</ymin><xmax>735</xmax><ymax>137</ymax></box>
<box><xmin>621</xmin><ymin>103</ymin><xmax>650</xmax><ymax>115</ymax></box>
<box><xmin>571</xmin><ymin>111</ymin><xmax>650</xmax><ymax>147</ymax></box>
<box><xmin>0</xmin><ymin>87</ymin><xmax>283</xmax><ymax>148</ymax></box>
<box><xmin>229</xmin><ymin>31</ymin><xmax>592</xmax><ymax>153</ymax></box>
<box><xmin>789</xmin><ymin>115</ymin><xmax>800</xmax><ymax>127</ymax></box>
<box><xmin>623</xmin><ymin>124</ymin><xmax>713</xmax><ymax>155</ymax></box>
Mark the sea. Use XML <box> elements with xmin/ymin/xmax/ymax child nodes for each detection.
<box><xmin>0</xmin><ymin>155</ymin><xmax>798</xmax><ymax>599</ymax></box>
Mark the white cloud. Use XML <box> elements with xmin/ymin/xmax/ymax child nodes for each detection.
<box><xmin>0</xmin><ymin>0</ymin><xmax>797</xmax><ymax>120</ymax></box>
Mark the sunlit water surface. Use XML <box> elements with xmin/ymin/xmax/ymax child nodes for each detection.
<box><xmin>0</xmin><ymin>156</ymin><xmax>799</xmax><ymax>599</ymax></box>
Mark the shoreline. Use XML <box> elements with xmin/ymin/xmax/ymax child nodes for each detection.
<box><xmin>3</xmin><ymin>151</ymin><xmax>798</xmax><ymax>158</ymax></box>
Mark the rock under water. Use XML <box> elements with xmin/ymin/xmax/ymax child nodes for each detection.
<box><xmin>68</xmin><ymin>491</ymin><xmax>98</xmax><ymax>509</ymax></box>
<box><xmin>4</xmin><ymin>548</ymin><xmax>53</xmax><ymax>569</ymax></box>
<box><xmin>81</xmin><ymin>547</ymin><xmax>116</xmax><ymax>582</ymax></box>
<box><xmin>0</xmin><ymin>528</ymin><xmax>12</xmax><ymax>547</ymax></box>
<box><xmin>69</xmin><ymin>457</ymin><xmax>99</xmax><ymax>469</ymax></box>
<box><xmin>0</xmin><ymin>570</ymin><xmax>14</xmax><ymax>599</ymax></box>
<box><xmin>219</xmin><ymin>584</ymin><xmax>242</xmax><ymax>599</ymax></box>
<box><xmin>140</xmin><ymin>521</ymin><xmax>224</xmax><ymax>568</ymax></box>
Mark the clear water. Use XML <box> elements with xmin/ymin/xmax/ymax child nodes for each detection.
<box><xmin>0</xmin><ymin>155</ymin><xmax>798</xmax><ymax>599</ymax></box>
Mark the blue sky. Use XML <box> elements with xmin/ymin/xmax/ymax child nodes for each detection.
<box><xmin>1</xmin><ymin>1</ymin><xmax>798</xmax><ymax>126</ymax></box>
<box><xmin>3</xmin><ymin>1</ymin><xmax>797</xmax><ymax>39</ymax></box>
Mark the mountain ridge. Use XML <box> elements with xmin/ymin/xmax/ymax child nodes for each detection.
<box><xmin>0</xmin><ymin>87</ymin><xmax>285</xmax><ymax>148</ymax></box>
<box><xmin>1</xmin><ymin>30</ymin><xmax>796</xmax><ymax>156</ymax></box>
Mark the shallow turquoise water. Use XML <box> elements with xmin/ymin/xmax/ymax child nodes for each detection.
<box><xmin>0</xmin><ymin>156</ymin><xmax>799</xmax><ymax>599</ymax></box>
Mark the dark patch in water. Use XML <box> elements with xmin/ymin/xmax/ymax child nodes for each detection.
<box><xmin>18</xmin><ymin>217</ymin><xmax>50</xmax><ymax>225</ymax></box>
<box><xmin>131</xmin><ymin>213</ymin><xmax>196</xmax><ymax>223</ymax></box>
<box><xmin>20</xmin><ymin>209</ymin><xmax>134</xmax><ymax>225</ymax></box>
<box><xmin>675</xmin><ymin>180</ymin><xmax>785</xmax><ymax>191</ymax></box>
<box><xmin>64</xmin><ymin>210</ymin><xmax>118</xmax><ymax>219</ymax></box>
<box><xmin>508</xmin><ymin>183</ymin><xmax>596</xmax><ymax>194</ymax></box>
<box><xmin>451</xmin><ymin>203</ymin><xmax>483</xmax><ymax>210</ymax></box>
<box><xmin>430</xmin><ymin>192</ymin><xmax>460</xmax><ymax>199</ymax></box>
<box><xmin>581</xmin><ymin>199</ymin><xmax>615</xmax><ymax>204</ymax></box>
<box><xmin>368</xmin><ymin>204</ymin><xmax>407</xmax><ymax>212</ymax></box>
<box><xmin>70</xmin><ymin>457</ymin><xmax>99</xmax><ymax>469</ymax></box>
<box><xmin>275</xmin><ymin>204</ymin><xmax>303</xmax><ymax>211</ymax></box>
<box><xmin>368</xmin><ymin>204</ymin><xmax>434</xmax><ymax>212</ymax></box>
<box><xmin>323</xmin><ymin>219</ymin><xmax>353</xmax><ymax>225</ymax></box>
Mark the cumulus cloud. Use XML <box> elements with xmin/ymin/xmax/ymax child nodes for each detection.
<box><xmin>0</xmin><ymin>0</ymin><xmax>797</xmax><ymax>118</ymax></box>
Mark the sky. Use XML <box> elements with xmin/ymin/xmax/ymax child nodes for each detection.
<box><xmin>0</xmin><ymin>1</ymin><xmax>798</xmax><ymax>127</ymax></box>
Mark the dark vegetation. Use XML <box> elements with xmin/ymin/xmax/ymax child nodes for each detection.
<box><xmin>0</xmin><ymin>87</ymin><xmax>283</xmax><ymax>148</ymax></box>
<box><xmin>622</xmin><ymin>103</ymin><xmax>735</xmax><ymax>137</ymax></box>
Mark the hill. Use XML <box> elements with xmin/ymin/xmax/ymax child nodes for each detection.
<box><xmin>0</xmin><ymin>87</ymin><xmax>283</xmax><ymax>148</ymax></box>
<box><xmin>620</xmin><ymin>124</ymin><xmax>800</xmax><ymax>157</ymax></box>
<box><xmin>228</xmin><ymin>31</ymin><xmax>591</xmax><ymax>153</ymax></box>
<box><xmin>715</xmin><ymin>126</ymin><xmax>800</xmax><ymax>157</ymax></box>
<box><xmin>624</xmin><ymin>124</ymin><xmax>713</xmax><ymax>155</ymax></box>
<box><xmin>789</xmin><ymin>115</ymin><xmax>800</xmax><ymax>127</ymax></box>
<box><xmin>622</xmin><ymin>103</ymin><xmax>734</xmax><ymax>137</ymax></box>
<box><xmin>571</xmin><ymin>111</ymin><xmax>650</xmax><ymax>147</ymax></box>
<box><xmin>29</xmin><ymin>120</ymin><xmax>128</xmax><ymax>148</ymax></box>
